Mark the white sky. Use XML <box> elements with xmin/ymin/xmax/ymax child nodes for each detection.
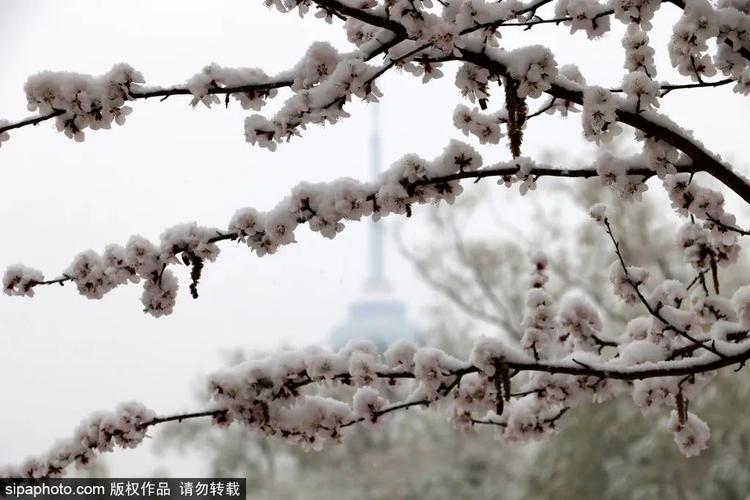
<box><xmin>0</xmin><ymin>0</ymin><xmax>747</xmax><ymax>476</ymax></box>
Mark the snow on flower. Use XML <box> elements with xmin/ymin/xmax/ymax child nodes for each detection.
<box><xmin>470</xmin><ymin>336</ymin><xmax>526</xmax><ymax>375</ymax></box>
<box><xmin>582</xmin><ymin>86</ymin><xmax>623</xmax><ymax>143</ymax></box>
<box><xmin>505</xmin><ymin>46</ymin><xmax>558</xmax><ymax>98</ymax></box>
<box><xmin>414</xmin><ymin>347</ymin><xmax>465</xmax><ymax>398</ymax></box>
<box><xmin>3</xmin><ymin>264</ymin><xmax>44</xmax><ymax>297</ymax></box>
<box><xmin>617</xmin><ymin>339</ymin><xmax>666</xmax><ymax>365</ymax></box>
<box><xmin>621</xmin><ymin>71</ymin><xmax>660</xmax><ymax>111</ymax></box>
<box><xmin>352</xmin><ymin>387</ymin><xmax>389</xmax><ymax>425</ymax></box>
<box><xmin>588</xmin><ymin>202</ymin><xmax>608</xmax><ymax>223</ymax></box>
<box><xmin>141</xmin><ymin>270</ymin><xmax>179</xmax><ymax>317</ymax></box>
<box><xmin>609</xmin><ymin>262</ymin><xmax>649</xmax><ymax>305</ymax></box>
<box><xmin>384</xmin><ymin>340</ymin><xmax>418</xmax><ymax>370</ymax></box>
<box><xmin>557</xmin><ymin>294</ymin><xmax>603</xmax><ymax>352</ymax></box>
<box><xmin>452</xmin><ymin>104</ymin><xmax>504</xmax><ymax>144</ymax></box>
<box><xmin>555</xmin><ymin>0</ymin><xmax>612</xmax><ymax>38</ymax></box>
<box><xmin>668</xmin><ymin>0</ymin><xmax>720</xmax><ymax>80</ymax></box>
<box><xmin>0</xmin><ymin>402</ymin><xmax>155</xmax><ymax>478</ymax></box>
<box><xmin>613</xmin><ymin>0</ymin><xmax>661</xmax><ymax>28</ymax></box>
<box><xmin>455</xmin><ymin>63</ymin><xmax>491</xmax><ymax>103</ymax></box>
<box><xmin>521</xmin><ymin>253</ymin><xmax>560</xmax><ymax>358</ymax></box>
<box><xmin>622</xmin><ymin>25</ymin><xmax>657</xmax><ymax>75</ymax></box>
<box><xmin>25</xmin><ymin>64</ymin><xmax>144</xmax><ymax>141</ymax></box>
<box><xmin>668</xmin><ymin>411</ymin><xmax>711</xmax><ymax>457</ymax></box>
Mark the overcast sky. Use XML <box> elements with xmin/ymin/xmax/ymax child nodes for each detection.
<box><xmin>0</xmin><ymin>0</ymin><xmax>748</xmax><ymax>476</ymax></box>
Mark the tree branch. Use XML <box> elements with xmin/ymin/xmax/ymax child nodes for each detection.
<box><xmin>459</xmin><ymin>49</ymin><xmax>750</xmax><ymax>205</ymax></box>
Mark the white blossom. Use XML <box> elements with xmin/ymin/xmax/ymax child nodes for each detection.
<box><xmin>609</xmin><ymin>262</ymin><xmax>649</xmax><ymax>305</ymax></box>
<box><xmin>582</xmin><ymin>86</ymin><xmax>623</xmax><ymax>143</ymax></box>
<box><xmin>3</xmin><ymin>264</ymin><xmax>44</xmax><ymax>297</ymax></box>
<box><xmin>141</xmin><ymin>270</ymin><xmax>178</xmax><ymax>317</ymax></box>
<box><xmin>555</xmin><ymin>0</ymin><xmax>612</xmax><ymax>38</ymax></box>
<box><xmin>505</xmin><ymin>46</ymin><xmax>558</xmax><ymax>98</ymax></box>
<box><xmin>668</xmin><ymin>411</ymin><xmax>711</xmax><ymax>457</ymax></box>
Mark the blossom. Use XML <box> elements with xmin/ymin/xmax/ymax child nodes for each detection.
<box><xmin>506</xmin><ymin>46</ymin><xmax>558</xmax><ymax>98</ymax></box>
<box><xmin>613</xmin><ymin>0</ymin><xmax>661</xmax><ymax>28</ymax></box>
<box><xmin>141</xmin><ymin>270</ymin><xmax>179</xmax><ymax>317</ymax></box>
<box><xmin>352</xmin><ymin>387</ymin><xmax>389</xmax><ymax>425</ymax></box>
<box><xmin>582</xmin><ymin>86</ymin><xmax>623</xmax><ymax>143</ymax></box>
<box><xmin>609</xmin><ymin>262</ymin><xmax>649</xmax><ymax>305</ymax></box>
<box><xmin>24</xmin><ymin>64</ymin><xmax>144</xmax><ymax>141</ymax></box>
<box><xmin>555</xmin><ymin>0</ymin><xmax>612</xmax><ymax>38</ymax></box>
<box><xmin>668</xmin><ymin>411</ymin><xmax>711</xmax><ymax>457</ymax></box>
<box><xmin>622</xmin><ymin>72</ymin><xmax>660</xmax><ymax>110</ymax></box>
<box><xmin>455</xmin><ymin>64</ymin><xmax>490</xmax><ymax>103</ymax></box>
<box><xmin>588</xmin><ymin>203</ymin><xmax>608</xmax><ymax>223</ymax></box>
<box><xmin>3</xmin><ymin>264</ymin><xmax>44</xmax><ymax>297</ymax></box>
<box><xmin>1</xmin><ymin>402</ymin><xmax>155</xmax><ymax>478</ymax></box>
<box><xmin>622</xmin><ymin>25</ymin><xmax>657</xmax><ymax>75</ymax></box>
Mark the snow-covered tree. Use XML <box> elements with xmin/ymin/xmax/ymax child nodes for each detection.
<box><xmin>152</xmin><ymin>180</ymin><xmax>750</xmax><ymax>498</ymax></box>
<box><xmin>2</xmin><ymin>0</ymin><xmax>750</xmax><ymax>479</ymax></box>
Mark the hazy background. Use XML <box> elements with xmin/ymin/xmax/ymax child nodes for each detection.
<box><xmin>0</xmin><ymin>0</ymin><xmax>748</xmax><ymax>477</ymax></box>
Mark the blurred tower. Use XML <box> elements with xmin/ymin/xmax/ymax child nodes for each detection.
<box><xmin>330</xmin><ymin>106</ymin><xmax>420</xmax><ymax>349</ymax></box>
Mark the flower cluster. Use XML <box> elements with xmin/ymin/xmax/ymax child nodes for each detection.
<box><xmin>504</xmin><ymin>46</ymin><xmax>559</xmax><ymax>98</ymax></box>
<box><xmin>669</xmin><ymin>0</ymin><xmax>720</xmax><ymax>80</ymax></box>
<box><xmin>3</xmin><ymin>264</ymin><xmax>44</xmax><ymax>297</ymax></box>
<box><xmin>594</xmin><ymin>153</ymin><xmax>649</xmax><ymax>200</ymax></box>
<box><xmin>24</xmin><ymin>64</ymin><xmax>143</xmax><ymax>141</ymax></box>
<box><xmin>454</xmin><ymin>63</ymin><xmax>491</xmax><ymax>104</ymax></box>
<box><xmin>0</xmin><ymin>403</ymin><xmax>155</xmax><ymax>479</ymax></box>
<box><xmin>345</xmin><ymin>19</ymin><xmax>378</xmax><ymax>47</ymax></box>
<box><xmin>554</xmin><ymin>0</ymin><xmax>611</xmax><ymax>38</ymax></box>
<box><xmin>557</xmin><ymin>295</ymin><xmax>604</xmax><ymax>352</ymax></box>
<box><xmin>640</xmin><ymin>136</ymin><xmax>680</xmax><ymax>178</ymax></box>
<box><xmin>582</xmin><ymin>86</ymin><xmax>623</xmax><ymax>143</ymax></box>
<box><xmin>245</xmin><ymin>57</ymin><xmax>381</xmax><ymax>150</ymax></box>
<box><xmin>199</xmin><ymin>329</ymin><xmax>599</xmax><ymax>453</ymax></box>
<box><xmin>622</xmin><ymin>71</ymin><xmax>660</xmax><ymax>111</ymax></box>
<box><xmin>609</xmin><ymin>261</ymin><xmax>650</xmax><ymax>305</ymax></box>
<box><xmin>453</xmin><ymin>104</ymin><xmax>505</xmax><ymax>144</ymax></box>
<box><xmin>612</xmin><ymin>0</ymin><xmax>661</xmax><ymax>28</ymax></box>
<box><xmin>664</xmin><ymin>173</ymin><xmax>742</xmax><ymax>267</ymax></box>
<box><xmin>622</xmin><ymin>25</ymin><xmax>657</xmax><ymax>75</ymax></box>
<box><xmin>520</xmin><ymin>252</ymin><xmax>559</xmax><ymax>359</ymax></box>
<box><xmin>4</xmin><ymin>41</ymin><xmax>368</xmax><ymax>146</ymax></box>
<box><xmin>184</xmin><ymin>63</ymin><xmax>282</xmax><ymax>110</ymax></box>
<box><xmin>492</xmin><ymin>156</ymin><xmax>540</xmax><ymax>195</ymax></box>
<box><xmin>715</xmin><ymin>4</ymin><xmax>750</xmax><ymax>74</ymax></box>
<box><xmin>667</xmin><ymin>410</ymin><xmax>711</xmax><ymax>457</ymax></box>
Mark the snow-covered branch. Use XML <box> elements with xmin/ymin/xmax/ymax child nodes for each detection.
<box><xmin>8</xmin><ymin>288</ymin><xmax>750</xmax><ymax>479</ymax></box>
<box><xmin>4</xmin><ymin>143</ymin><xmax>708</xmax><ymax>316</ymax></box>
<box><xmin>1</xmin><ymin>0</ymin><xmax>747</xmax><ymax>167</ymax></box>
<box><xmin>457</xmin><ymin>48</ymin><xmax>750</xmax><ymax>203</ymax></box>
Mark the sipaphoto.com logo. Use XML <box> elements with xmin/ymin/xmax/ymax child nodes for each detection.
<box><xmin>1</xmin><ymin>479</ymin><xmax>105</xmax><ymax>499</ymax></box>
